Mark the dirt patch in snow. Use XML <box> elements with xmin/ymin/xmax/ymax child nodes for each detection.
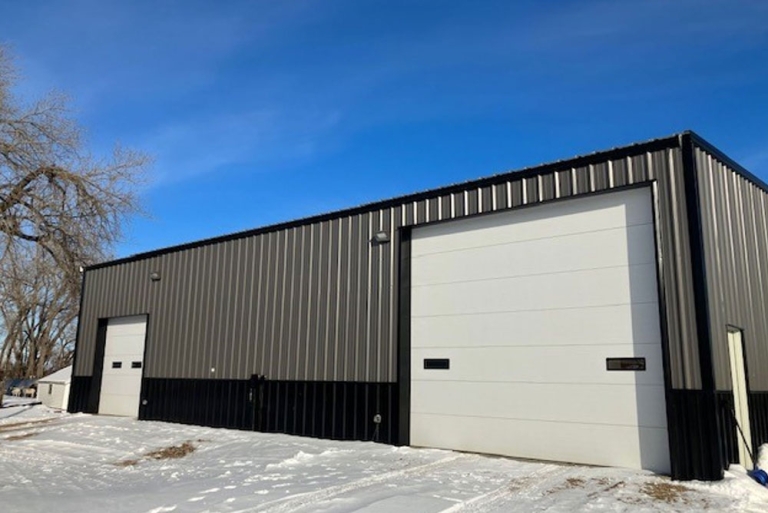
<box><xmin>147</xmin><ymin>441</ymin><xmax>196</xmax><ymax>460</ymax></box>
<box><xmin>585</xmin><ymin>478</ymin><xmax>625</xmax><ymax>499</ymax></box>
<box><xmin>616</xmin><ymin>480</ymin><xmax>711</xmax><ymax>508</ymax></box>
<box><xmin>116</xmin><ymin>440</ymin><xmax>198</xmax><ymax>466</ymax></box>
<box><xmin>114</xmin><ymin>458</ymin><xmax>141</xmax><ymax>467</ymax></box>
<box><xmin>564</xmin><ymin>477</ymin><xmax>586</xmax><ymax>489</ymax></box>
<box><xmin>640</xmin><ymin>481</ymin><xmax>693</xmax><ymax>503</ymax></box>
<box><xmin>545</xmin><ymin>476</ymin><xmax>627</xmax><ymax>498</ymax></box>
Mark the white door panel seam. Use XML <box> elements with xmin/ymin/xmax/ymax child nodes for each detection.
<box><xmin>412</xmin><ymin>222</ymin><xmax>655</xmax><ymax>258</ymax></box>
<box><xmin>411</xmin><ymin>263</ymin><xmax>658</xmax><ymax>288</ymax></box>
<box><xmin>412</xmin><ymin>301</ymin><xmax>658</xmax><ymax>318</ymax></box>
<box><xmin>411</xmin><ymin>412</ymin><xmax>668</xmax><ymax>429</ymax></box>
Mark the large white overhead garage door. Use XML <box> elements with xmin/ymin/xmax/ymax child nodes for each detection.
<box><xmin>410</xmin><ymin>187</ymin><xmax>670</xmax><ymax>473</ymax></box>
<box><xmin>99</xmin><ymin>315</ymin><xmax>147</xmax><ymax>417</ymax></box>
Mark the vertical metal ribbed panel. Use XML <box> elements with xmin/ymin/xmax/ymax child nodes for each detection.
<box><xmin>695</xmin><ymin>146</ymin><xmax>768</xmax><ymax>391</ymax></box>
<box><xmin>651</xmin><ymin>148</ymin><xmax>702</xmax><ymax>389</ymax></box>
<box><xmin>75</xmin><ymin>141</ymin><xmax>702</xmax><ymax>388</ymax></box>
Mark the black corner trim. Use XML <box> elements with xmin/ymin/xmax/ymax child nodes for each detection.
<box><xmin>681</xmin><ymin>133</ymin><xmax>717</xmax><ymax>394</ymax></box>
<box><xmin>397</xmin><ymin>228</ymin><xmax>412</xmax><ymax>446</ymax></box>
<box><xmin>86</xmin><ymin>319</ymin><xmax>109</xmax><ymax>413</ymax></box>
<box><xmin>678</xmin><ymin>132</ymin><xmax>723</xmax><ymax>480</ymax></box>
<box><xmin>136</xmin><ymin>314</ymin><xmax>151</xmax><ymax>420</ymax></box>
<box><xmin>67</xmin><ymin>270</ymin><xmax>88</xmax><ymax>413</ymax></box>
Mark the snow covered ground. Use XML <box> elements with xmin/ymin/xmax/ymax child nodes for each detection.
<box><xmin>1</xmin><ymin>405</ymin><xmax>767</xmax><ymax>513</ymax></box>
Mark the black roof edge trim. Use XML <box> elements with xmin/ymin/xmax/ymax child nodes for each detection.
<box><xmin>688</xmin><ymin>131</ymin><xmax>768</xmax><ymax>194</ymax></box>
<box><xmin>87</xmin><ymin>133</ymin><xmax>683</xmax><ymax>271</ymax></box>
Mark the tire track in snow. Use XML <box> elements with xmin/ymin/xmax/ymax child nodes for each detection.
<box><xmin>0</xmin><ymin>414</ymin><xmax>164</xmax><ymax>495</ymax></box>
<box><xmin>243</xmin><ymin>455</ymin><xmax>463</xmax><ymax>513</ymax></box>
<box><xmin>438</xmin><ymin>463</ymin><xmax>569</xmax><ymax>512</ymax></box>
<box><xmin>0</xmin><ymin>417</ymin><xmax>60</xmax><ymax>434</ymax></box>
<box><xmin>0</xmin><ymin>416</ymin><xmax>89</xmax><ymax>438</ymax></box>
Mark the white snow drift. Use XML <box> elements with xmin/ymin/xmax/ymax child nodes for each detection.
<box><xmin>1</xmin><ymin>405</ymin><xmax>767</xmax><ymax>512</ymax></box>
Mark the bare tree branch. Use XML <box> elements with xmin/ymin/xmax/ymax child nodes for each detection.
<box><xmin>0</xmin><ymin>44</ymin><xmax>150</xmax><ymax>379</ymax></box>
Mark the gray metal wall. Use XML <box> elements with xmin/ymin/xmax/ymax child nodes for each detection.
<box><xmin>75</xmin><ymin>138</ymin><xmax>703</xmax><ymax>388</ymax></box>
<box><xmin>695</xmin><ymin>145</ymin><xmax>768</xmax><ymax>391</ymax></box>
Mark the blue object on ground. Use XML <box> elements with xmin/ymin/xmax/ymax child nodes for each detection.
<box><xmin>748</xmin><ymin>468</ymin><xmax>768</xmax><ymax>486</ymax></box>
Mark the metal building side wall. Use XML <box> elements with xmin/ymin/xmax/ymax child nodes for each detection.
<box><xmin>75</xmin><ymin>217</ymin><xmax>395</xmax><ymax>383</ymax></box>
<box><xmin>694</xmin><ymin>145</ymin><xmax>768</xmax><ymax>391</ymax></box>
<box><xmin>75</xmin><ymin>144</ymin><xmax>702</xmax><ymax>388</ymax></box>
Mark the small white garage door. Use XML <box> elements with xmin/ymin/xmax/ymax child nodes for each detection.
<box><xmin>410</xmin><ymin>187</ymin><xmax>670</xmax><ymax>473</ymax></box>
<box><xmin>99</xmin><ymin>315</ymin><xmax>147</xmax><ymax>417</ymax></box>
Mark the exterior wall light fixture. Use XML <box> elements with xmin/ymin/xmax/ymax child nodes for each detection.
<box><xmin>371</xmin><ymin>231</ymin><xmax>390</xmax><ymax>244</ymax></box>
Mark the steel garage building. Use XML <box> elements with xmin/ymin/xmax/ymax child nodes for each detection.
<box><xmin>69</xmin><ymin>132</ymin><xmax>768</xmax><ymax>481</ymax></box>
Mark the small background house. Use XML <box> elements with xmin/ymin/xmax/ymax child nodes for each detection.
<box><xmin>37</xmin><ymin>366</ymin><xmax>71</xmax><ymax>410</ymax></box>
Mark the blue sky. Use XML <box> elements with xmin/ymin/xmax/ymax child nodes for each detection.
<box><xmin>1</xmin><ymin>0</ymin><xmax>767</xmax><ymax>257</ymax></box>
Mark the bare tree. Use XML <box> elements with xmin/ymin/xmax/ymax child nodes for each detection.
<box><xmin>1</xmin><ymin>246</ymin><xmax>78</xmax><ymax>378</ymax></box>
<box><xmin>0</xmin><ymin>44</ymin><xmax>150</xmax><ymax>386</ymax></box>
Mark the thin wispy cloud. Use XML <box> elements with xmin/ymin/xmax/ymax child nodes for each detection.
<box><xmin>1</xmin><ymin>1</ymin><xmax>765</xmax><ymax>255</ymax></box>
<box><xmin>144</xmin><ymin>107</ymin><xmax>343</xmax><ymax>186</ymax></box>
<box><xmin>6</xmin><ymin>0</ymin><xmax>767</xmax><ymax>185</ymax></box>
<box><xmin>6</xmin><ymin>2</ymin><xmax>313</xmax><ymax>97</ymax></box>
<box><xmin>2</xmin><ymin>1</ymin><xmax>330</xmax><ymax>184</ymax></box>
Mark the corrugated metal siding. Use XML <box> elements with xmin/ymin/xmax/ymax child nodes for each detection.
<box><xmin>138</xmin><ymin>378</ymin><xmax>398</xmax><ymax>443</ymax></box>
<box><xmin>75</xmin><ymin>144</ymin><xmax>702</xmax><ymax>388</ymax></box>
<box><xmin>695</xmin><ymin>146</ymin><xmax>768</xmax><ymax>391</ymax></box>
